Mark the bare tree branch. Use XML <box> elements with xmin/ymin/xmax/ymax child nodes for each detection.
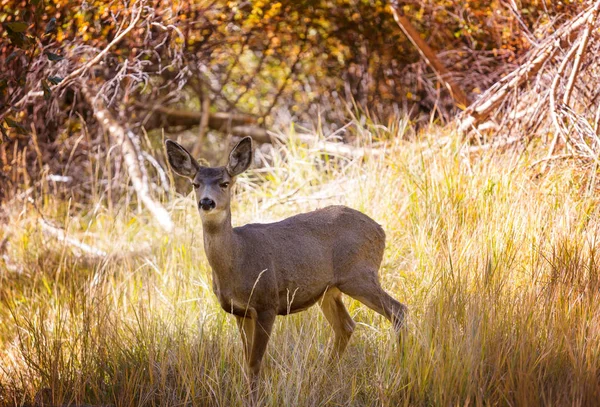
<box><xmin>82</xmin><ymin>86</ymin><xmax>174</xmax><ymax>232</ymax></box>
<box><xmin>563</xmin><ymin>1</ymin><xmax>600</xmax><ymax>106</ymax></box>
<box><xmin>458</xmin><ymin>3</ymin><xmax>597</xmax><ymax>133</ymax></box>
<box><xmin>13</xmin><ymin>0</ymin><xmax>146</xmax><ymax>110</ymax></box>
<box><xmin>389</xmin><ymin>0</ymin><xmax>471</xmax><ymax>109</ymax></box>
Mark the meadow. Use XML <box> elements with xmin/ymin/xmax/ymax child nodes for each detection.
<box><xmin>1</xmin><ymin>120</ymin><xmax>600</xmax><ymax>406</ymax></box>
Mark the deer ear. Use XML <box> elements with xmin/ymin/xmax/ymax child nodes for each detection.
<box><xmin>226</xmin><ymin>137</ymin><xmax>253</xmax><ymax>176</ymax></box>
<box><xmin>165</xmin><ymin>140</ymin><xmax>200</xmax><ymax>179</ymax></box>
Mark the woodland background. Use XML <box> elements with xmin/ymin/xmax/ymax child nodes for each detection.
<box><xmin>1</xmin><ymin>0</ymin><xmax>589</xmax><ymax>205</ymax></box>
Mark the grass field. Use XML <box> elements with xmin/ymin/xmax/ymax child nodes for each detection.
<box><xmin>2</xmin><ymin>121</ymin><xmax>600</xmax><ymax>406</ymax></box>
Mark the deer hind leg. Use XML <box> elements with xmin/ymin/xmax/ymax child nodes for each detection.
<box><xmin>338</xmin><ymin>268</ymin><xmax>407</xmax><ymax>334</ymax></box>
<box><xmin>319</xmin><ymin>287</ymin><xmax>356</xmax><ymax>359</ymax></box>
<box><xmin>235</xmin><ymin>316</ymin><xmax>255</xmax><ymax>364</ymax></box>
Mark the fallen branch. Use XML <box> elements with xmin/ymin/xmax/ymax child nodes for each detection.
<box><xmin>458</xmin><ymin>4</ymin><xmax>598</xmax><ymax>133</ymax></box>
<box><xmin>546</xmin><ymin>36</ymin><xmax>582</xmax><ymax>161</ymax></box>
<box><xmin>136</xmin><ymin>103</ymin><xmax>256</xmax><ymax>130</ymax></box>
<box><xmin>462</xmin><ymin>136</ymin><xmax>520</xmax><ymax>154</ymax></box>
<box><xmin>312</xmin><ymin>141</ymin><xmax>383</xmax><ymax>158</ymax></box>
<box><xmin>545</xmin><ymin>3</ymin><xmax>600</xmax><ymax>168</ymax></box>
<box><xmin>563</xmin><ymin>1</ymin><xmax>600</xmax><ymax>105</ymax></box>
<box><xmin>82</xmin><ymin>86</ymin><xmax>174</xmax><ymax>232</ymax></box>
<box><xmin>298</xmin><ymin>135</ymin><xmax>383</xmax><ymax>158</ymax></box>
<box><xmin>39</xmin><ymin>219</ymin><xmax>107</xmax><ymax>258</ymax></box>
<box><xmin>528</xmin><ymin>153</ymin><xmax>577</xmax><ymax>169</ymax></box>
<box><xmin>230</xmin><ymin>126</ymin><xmax>273</xmax><ymax>144</ymax></box>
<box><xmin>136</xmin><ymin>103</ymin><xmax>273</xmax><ymax>143</ymax></box>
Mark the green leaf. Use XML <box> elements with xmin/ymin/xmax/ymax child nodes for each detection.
<box><xmin>47</xmin><ymin>76</ymin><xmax>63</xmax><ymax>85</ymax></box>
<box><xmin>4</xmin><ymin>118</ymin><xmax>28</xmax><ymax>135</ymax></box>
<box><xmin>45</xmin><ymin>17</ymin><xmax>56</xmax><ymax>35</ymax></box>
<box><xmin>6</xmin><ymin>31</ymin><xmax>27</xmax><ymax>48</ymax></box>
<box><xmin>0</xmin><ymin>125</ymin><xmax>8</xmax><ymax>142</ymax></box>
<box><xmin>41</xmin><ymin>80</ymin><xmax>51</xmax><ymax>100</ymax></box>
<box><xmin>6</xmin><ymin>51</ymin><xmax>19</xmax><ymax>64</ymax></box>
<box><xmin>5</xmin><ymin>22</ymin><xmax>28</xmax><ymax>33</ymax></box>
<box><xmin>5</xmin><ymin>117</ymin><xmax>21</xmax><ymax>128</ymax></box>
<box><xmin>5</xmin><ymin>118</ymin><xmax>18</xmax><ymax>127</ymax></box>
<box><xmin>46</xmin><ymin>52</ymin><xmax>64</xmax><ymax>61</ymax></box>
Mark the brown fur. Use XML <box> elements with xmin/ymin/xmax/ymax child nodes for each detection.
<box><xmin>165</xmin><ymin>137</ymin><xmax>407</xmax><ymax>390</ymax></box>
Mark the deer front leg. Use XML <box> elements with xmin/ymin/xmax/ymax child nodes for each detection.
<box><xmin>248</xmin><ymin>310</ymin><xmax>276</xmax><ymax>389</ymax></box>
<box><xmin>235</xmin><ymin>315</ymin><xmax>254</xmax><ymax>363</ymax></box>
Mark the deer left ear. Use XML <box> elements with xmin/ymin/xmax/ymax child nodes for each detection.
<box><xmin>226</xmin><ymin>137</ymin><xmax>253</xmax><ymax>177</ymax></box>
<box><xmin>165</xmin><ymin>139</ymin><xmax>201</xmax><ymax>179</ymax></box>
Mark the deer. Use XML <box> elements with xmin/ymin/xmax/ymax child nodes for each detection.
<box><xmin>165</xmin><ymin>136</ymin><xmax>407</xmax><ymax>389</ymax></box>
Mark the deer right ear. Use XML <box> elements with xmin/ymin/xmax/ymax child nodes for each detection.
<box><xmin>165</xmin><ymin>140</ymin><xmax>200</xmax><ymax>179</ymax></box>
<box><xmin>227</xmin><ymin>137</ymin><xmax>253</xmax><ymax>177</ymax></box>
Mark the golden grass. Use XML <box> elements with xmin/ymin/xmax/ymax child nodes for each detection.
<box><xmin>2</xmin><ymin>121</ymin><xmax>600</xmax><ymax>406</ymax></box>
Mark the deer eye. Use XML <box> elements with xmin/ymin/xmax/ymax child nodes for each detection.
<box><xmin>219</xmin><ymin>182</ymin><xmax>230</xmax><ymax>189</ymax></box>
<box><xmin>192</xmin><ymin>182</ymin><xmax>200</xmax><ymax>189</ymax></box>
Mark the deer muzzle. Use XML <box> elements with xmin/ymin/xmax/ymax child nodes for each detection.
<box><xmin>199</xmin><ymin>198</ymin><xmax>216</xmax><ymax>211</ymax></box>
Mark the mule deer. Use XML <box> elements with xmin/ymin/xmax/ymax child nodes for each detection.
<box><xmin>165</xmin><ymin>137</ymin><xmax>406</xmax><ymax>386</ymax></box>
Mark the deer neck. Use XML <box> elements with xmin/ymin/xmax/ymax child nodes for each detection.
<box><xmin>201</xmin><ymin>210</ymin><xmax>238</xmax><ymax>277</ymax></box>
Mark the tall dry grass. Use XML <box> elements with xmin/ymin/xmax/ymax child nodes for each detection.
<box><xmin>1</xmin><ymin>120</ymin><xmax>600</xmax><ymax>406</ymax></box>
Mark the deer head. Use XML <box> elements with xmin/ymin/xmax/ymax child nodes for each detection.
<box><xmin>165</xmin><ymin>137</ymin><xmax>253</xmax><ymax>221</ymax></box>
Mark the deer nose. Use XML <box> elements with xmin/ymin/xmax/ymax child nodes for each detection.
<box><xmin>199</xmin><ymin>198</ymin><xmax>216</xmax><ymax>211</ymax></box>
